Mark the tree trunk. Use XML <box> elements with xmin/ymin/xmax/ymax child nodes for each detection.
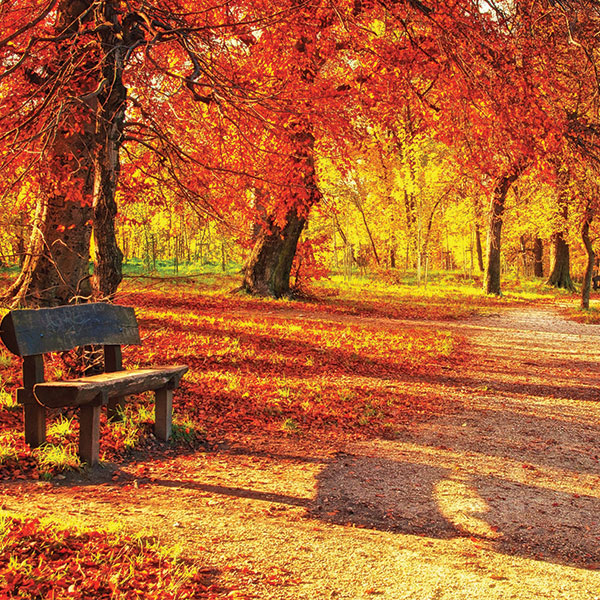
<box><xmin>475</xmin><ymin>225</ymin><xmax>484</xmax><ymax>272</ymax></box>
<box><xmin>242</xmin><ymin>210</ymin><xmax>307</xmax><ymax>298</ymax></box>
<box><xmin>404</xmin><ymin>189</ymin><xmax>417</xmax><ymax>269</ymax></box>
<box><xmin>2</xmin><ymin>0</ymin><xmax>129</xmax><ymax>307</ymax></box>
<box><xmin>4</xmin><ymin>192</ymin><xmax>93</xmax><ymax>307</ymax></box>
<box><xmin>90</xmin><ymin>0</ymin><xmax>127</xmax><ymax>299</ymax></box>
<box><xmin>3</xmin><ymin>1</ymin><xmax>96</xmax><ymax>307</ymax></box>
<box><xmin>581</xmin><ymin>213</ymin><xmax>594</xmax><ymax>310</ymax></box>
<box><xmin>242</xmin><ymin>123</ymin><xmax>319</xmax><ymax>297</ymax></box>
<box><xmin>484</xmin><ymin>172</ymin><xmax>519</xmax><ymax>295</ymax></box>
<box><xmin>89</xmin><ymin>2</ymin><xmax>128</xmax><ymax>298</ymax></box>
<box><xmin>547</xmin><ymin>232</ymin><xmax>574</xmax><ymax>291</ymax></box>
<box><xmin>547</xmin><ymin>163</ymin><xmax>574</xmax><ymax>291</ymax></box>
<box><xmin>421</xmin><ymin>193</ymin><xmax>445</xmax><ymax>269</ymax></box>
<box><xmin>533</xmin><ymin>236</ymin><xmax>544</xmax><ymax>278</ymax></box>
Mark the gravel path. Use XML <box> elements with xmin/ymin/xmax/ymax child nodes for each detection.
<box><xmin>3</xmin><ymin>305</ymin><xmax>600</xmax><ymax>599</ymax></box>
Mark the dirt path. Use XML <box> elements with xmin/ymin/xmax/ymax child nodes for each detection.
<box><xmin>3</xmin><ymin>305</ymin><xmax>600</xmax><ymax>599</ymax></box>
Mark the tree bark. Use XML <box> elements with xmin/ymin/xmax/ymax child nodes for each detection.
<box><xmin>581</xmin><ymin>213</ymin><xmax>594</xmax><ymax>310</ymax></box>
<box><xmin>91</xmin><ymin>0</ymin><xmax>127</xmax><ymax>300</ymax></box>
<box><xmin>4</xmin><ymin>1</ymin><xmax>131</xmax><ymax>307</ymax></box>
<box><xmin>242</xmin><ymin>210</ymin><xmax>307</xmax><ymax>298</ymax></box>
<box><xmin>5</xmin><ymin>191</ymin><xmax>93</xmax><ymax>307</ymax></box>
<box><xmin>475</xmin><ymin>225</ymin><xmax>484</xmax><ymax>272</ymax></box>
<box><xmin>547</xmin><ymin>232</ymin><xmax>575</xmax><ymax>290</ymax></box>
<box><xmin>484</xmin><ymin>172</ymin><xmax>519</xmax><ymax>295</ymax></box>
<box><xmin>242</xmin><ymin>123</ymin><xmax>320</xmax><ymax>297</ymax></box>
<box><xmin>547</xmin><ymin>164</ymin><xmax>575</xmax><ymax>291</ymax></box>
<box><xmin>533</xmin><ymin>236</ymin><xmax>544</xmax><ymax>278</ymax></box>
<box><xmin>3</xmin><ymin>1</ymin><xmax>96</xmax><ymax>307</ymax></box>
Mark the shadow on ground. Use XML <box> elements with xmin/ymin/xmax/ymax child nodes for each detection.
<box><xmin>307</xmin><ymin>451</ymin><xmax>600</xmax><ymax>570</ymax></box>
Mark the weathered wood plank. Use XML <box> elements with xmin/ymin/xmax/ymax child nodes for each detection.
<box><xmin>23</xmin><ymin>355</ymin><xmax>44</xmax><ymax>390</ymax></box>
<box><xmin>104</xmin><ymin>345</ymin><xmax>124</xmax><ymax>420</ymax></box>
<box><xmin>33</xmin><ymin>366</ymin><xmax>188</xmax><ymax>408</ymax></box>
<box><xmin>154</xmin><ymin>388</ymin><xmax>173</xmax><ymax>441</ymax></box>
<box><xmin>0</xmin><ymin>304</ymin><xmax>140</xmax><ymax>356</ymax></box>
<box><xmin>22</xmin><ymin>398</ymin><xmax>46</xmax><ymax>448</ymax></box>
<box><xmin>79</xmin><ymin>403</ymin><xmax>101</xmax><ymax>466</ymax></box>
<box><xmin>20</xmin><ymin>355</ymin><xmax>46</xmax><ymax>447</ymax></box>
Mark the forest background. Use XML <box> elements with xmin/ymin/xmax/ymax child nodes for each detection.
<box><xmin>0</xmin><ymin>0</ymin><xmax>600</xmax><ymax>308</ymax></box>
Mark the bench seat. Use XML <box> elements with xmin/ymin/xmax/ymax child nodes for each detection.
<box><xmin>1</xmin><ymin>303</ymin><xmax>190</xmax><ymax>466</ymax></box>
<box><xmin>33</xmin><ymin>365</ymin><xmax>188</xmax><ymax>407</ymax></box>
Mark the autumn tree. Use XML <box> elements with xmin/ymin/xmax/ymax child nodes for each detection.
<box><xmin>502</xmin><ymin>1</ymin><xmax>600</xmax><ymax>294</ymax></box>
<box><xmin>0</xmin><ymin>1</ymin><xmax>296</xmax><ymax>306</ymax></box>
<box><xmin>1</xmin><ymin>1</ymin><xmax>98</xmax><ymax>306</ymax></box>
<box><xmin>240</xmin><ymin>0</ymin><xmax>442</xmax><ymax>297</ymax></box>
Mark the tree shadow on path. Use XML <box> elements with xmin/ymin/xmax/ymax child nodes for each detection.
<box><xmin>308</xmin><ymin>450</ymin><xmax>600</xmax><ymax>571</ymax></box>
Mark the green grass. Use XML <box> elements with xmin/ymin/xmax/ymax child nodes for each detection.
<box><xmin>34</xmin><ymin>443</ymin><xmax>80</xmax><ymax>474</ymax></box>
<box><xmin>325</xmin><ymin>270</ymin><xmax>562</xmax><ymax>302</ymax></box>
<box><xmin>0</xmin><ymin>387</ymin><xmax>17</xmax><ymax>410</ymax></box>
<box><xmin>122</xmin><ymin>257</ymin><xmax>242</xmax><ymax>278</ymax></box>
<box><xmin>171</xmin><ymin>417</ymin><xmax>204</xmax><ymax>444</ymax></box>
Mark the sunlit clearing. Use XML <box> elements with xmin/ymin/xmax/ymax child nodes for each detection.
<box><xmin>434</xmin><ymin>476</ymin><xmax>502</xmax><ymax>540</ymax></box>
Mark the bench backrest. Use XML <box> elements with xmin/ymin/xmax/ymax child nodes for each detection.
<box><xmin>0</xmin><ymin>303</ymin><xmax>140</xmax><ymax>357</ymax></box>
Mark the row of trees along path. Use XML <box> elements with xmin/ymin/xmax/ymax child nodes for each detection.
<box><xmin>1</xmin><ymin>2</ymin><xmax>600</xmax><ymax>307</ymax></box>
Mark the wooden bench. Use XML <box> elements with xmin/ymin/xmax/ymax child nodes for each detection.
<box><xmin>0</xmin><ymin>303</ymin><xmax>188</xmax><ymax>466</ymax></box>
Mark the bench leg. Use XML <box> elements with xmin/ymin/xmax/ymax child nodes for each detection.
<box><xmin>79</xmin><ymin>404</ymin><xmax>101</xmax><ymax>466</ymax></box>
<box><xmin>154</xmin><ymin>389</ymin><xmax>172</xmax><ymax>441</ymax></box>
<box><xmin>23</xmin><ymin>402</ymin><xmax>46</xmax><ymax>448</ymax></box>
<box><xmin>107</xmin><ymin>397</ymin><xmax>125</xmax><ymax>421</ymax></box>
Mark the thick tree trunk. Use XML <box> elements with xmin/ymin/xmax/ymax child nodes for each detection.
<box><xmin>242</xmin><ymin>123</ymin><xmax>319</xmax><ymax>298</ymax></box>
<box><xmin>533</xmin><ymin>236</ymin><xmax>544</xmax><ymax>278</ymax></box>
<box><xmin>484</xmin><ymin>172</ymin><xmax>519</xmax><ymax>295</ymax></box>
<box><xmin>91</xmin><ymin>0</ymin><xmax>126</xmax><ymax>299</ymax></box>
<box><xmin>5</xmin><ymin>193</ymin><xmax>93</xmax><ymax>307</ymax></box>
<box><xmin>5</xmin><ymin>0</ymin><xmax>128</xmax><ymax>306</ymax></box>
<box><xmin>242</xmin><ymin>210</ymin><xmax>307</xmax><ymax>298</ymax></box>
<box><xmin>581</xmin><ymin>214</ymin><xmax>594</xmax><ymax>310</ymax></box>
<box><xmin>3</xmin><ymin>0</ymin><xmax>96</xmax><ymax>307</ymax></box>
<box><xmin>547</xmin><ymin>163</ymin><xmax>574</xmax><ymax>291</ymax></box>
<box><xmin>547</xmin><ymin>232</ymin><xmax>574</xmax><ymax>291</ymax></box>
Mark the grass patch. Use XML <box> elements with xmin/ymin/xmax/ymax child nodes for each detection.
<box><xmin>0</xmin><ymin>387</ymin><xmax>17</xmax><ymax>410</ymax></box>
<box><xmin>312</xmin><ymin>271</ymin><xmax>562</xmax><ymax>321</ymax></box>
<box><xmin>0</xmin><ymin>432</ymin><xmax>18</xmax><ymax>464</ymax></box>
<box><xmin>567</xmin><ymin>304</ymin><xmax>600</xmax><ymax>324</ymax></box>
<box><xmin>281</xmin><ymin>417</ymin><xmax>301</xmax><ymax>434</ymax></box>
<box><xmin>172</xmin><ymin>417</ymin><xmax>205</xmax><ymax>445</ymax></box>
<box><xmin>34</xmin><ymin>443</ymin><xmax>80</xmax><ymax>474</ymax></box>
<box><xmin>47</xmin><ymin>415</ymin><xmax>75</xmax><ymax>439</ymax></box>
<box><xmin>0</xmin><ymin>351</ymin><xmax>12</xmax><ymax>369</ymax></box>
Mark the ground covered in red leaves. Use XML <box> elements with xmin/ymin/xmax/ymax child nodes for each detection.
<box><xmin>2</xmin><ymin>276</ymin><xmax>599</xmax><ymax>599</ymax></box>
